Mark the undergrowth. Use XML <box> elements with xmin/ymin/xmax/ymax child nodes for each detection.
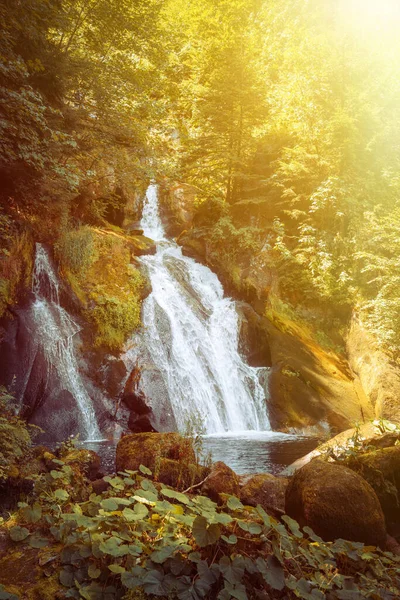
<box><xmin>1</xmin><ymin>457</ymin><xmax>400</xmax><ymax>600</ymax></box>
<box><xmin>0</xmin><ymin>387</ymin><xmax>35</xmax><ymax>481</ymax></box>
<box><xmin>0</xmin><ymin>211</ymin><xmax>34</xmax><ymax>318</ymax></box>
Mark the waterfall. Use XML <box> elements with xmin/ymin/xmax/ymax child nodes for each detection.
<box><xmin>31</xmin><ymin>244</ymin><xmax>101</xmax><ymax>441</ymax></box>
<box><xmin>135</xmin><ymin>184</ymin><xmax>271</xmax><ymax>434</ymax></box>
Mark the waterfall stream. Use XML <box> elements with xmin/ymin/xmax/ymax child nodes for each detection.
<box><xmin>133</xmin><ymin>185</ymin><xmax>271</xmax><ymax>434</ymax></box>
<box><xmin>32</xmin><ymin>244</ymin><xmax>101</xmax><ymax>441</ymax></box>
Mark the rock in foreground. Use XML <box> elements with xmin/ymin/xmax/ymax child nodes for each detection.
<box><xmin>285</xmin><ymin>459</ymin><xmax>386</xmax><ymax>548</ymax></box>
<box><xmin>240</xmin><ymin>473</ymin><xmax>288</xmax><ymax>516</ymax></box>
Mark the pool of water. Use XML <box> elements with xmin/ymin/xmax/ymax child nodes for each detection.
<box><xmin>81</xmin><ymin>431</ymin><xmax>320</xmax><ymax>476</ymax></box>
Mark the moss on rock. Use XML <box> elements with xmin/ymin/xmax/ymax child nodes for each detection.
<box><xmin>285</xmin><ymin>459</ymin><xmax>387</xmax><ymax>548</ymax></box>
<box><xmin>240</xmin><ymin>473</ymin><xmax>288</xmax><ymax>516</ymax></box>
<box><xmin>116</xmin><ymin>432</ymin><xmax>196</xmax><ymax>474</ymax></box>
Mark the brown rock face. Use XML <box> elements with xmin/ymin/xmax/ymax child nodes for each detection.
<box><xmin>344</xmin><ymin>445</ymin><xmax>400</xmax><ymax>532</ymax></box>
<box><xmin>116</xmin><ymin>432</ymin><xmax>196</xmax><ymax>473</ymax></box>
<box><xmin>240</xmin><ymin>473</ymin><xmax>288</xmax><ymax>516</ymax></box>
<box><xmin>285</xmin><ymin>460</ymin><xmax>387</xmax><ymax>547</ymax></box>
<box><xmin>201</xmin><ymin>461</ymin><xmax>240</xmax><ymax>503</ymax></box>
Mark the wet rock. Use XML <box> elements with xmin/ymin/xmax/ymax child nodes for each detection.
<box><xmin>240</xmin><ymin>473</ymin><xmax>288</xmax><ymax>516</ymax></box>
<box><xmin>128</xmin><ymin>413</ymin><xmax>157</xmax><ymax>433</ymax></box>
<box><xmin>60</xmin><ymin>448</ymin><xmax>101</xmax><ymax>481</ymax></box>
<box><xmin>128</xmin><ymin>234</ymin><xmax>156</xmax><ymax>257</ymax></box>
<box><xmin>91</xmin><ymin>478</ymin><xmax>110</xmax><ymax>495</ymax></box>
<box><xmin>122</xmin><ymin>371</ymin><xmax>151</xmax><ymax>414</ymax></box>
<box><xmin>344</xmin><ymin>445</ymin><xmax>400</xmax><ymax>532</ymax></box>
<box><xmin>237</xmin><ymin>303</ymin><xmax>272</xmax><ymax>367</ymax></box>
<box><xmin>201</xmin><ymin>461</ymin><xmax>240</xmax><ymax>503</ymax></box>
<box><xmin>116</xmin><ymin>432</ymin><xmax>196</xmax><ymax>473</ymax></box>
<box><xmin>100</xmin><ymin>357</ymin><xmax>127</xmax><ymax>398</ymax></box>
<box><xmin>285</xmin><ymin>459</ymin><xmax>386</xmax><ymax>547</ymax></box>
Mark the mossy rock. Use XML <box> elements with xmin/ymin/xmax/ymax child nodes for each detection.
<box><xmin>60</xmin><ymin>448</ymin><xmax>101</xmax><ymax>481</ymax></box>
<box><xmin>116</xmin><ymin>432</ymin><xmax>196</xmax><ymax>473</ymax></box>
<box><xmin>201</xmin><ymin>461</ymin><xmax>240</xmax><ymax>504</ymax></box>
<box><xmin>344</xmin><ymin>445</ymin><xmax>400</xmax><ymax>532</ymax></box>
<box><xmin>240</xmin><ymin>473</ymin><xmax>288</xmax><ymax>516</ymax></box>
<box><xmin>156</xmin><ymin>458</ymin><xmax>208</xmax><ymax>490</ymax></box>
<box><xmin>285</xmin><ymin>459</ymin><xmax>387</xmax><ymax>547</ymax></box>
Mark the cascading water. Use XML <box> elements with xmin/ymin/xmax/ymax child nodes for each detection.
<box><xmin>31</xmin><ymin>244</ymin><xmax>101</xmax><ymax>441</ymax></box>
<box><xmin>135</xmin><ymin>184</ymin><xmax>271</xmax><ymax>434</ymax></box>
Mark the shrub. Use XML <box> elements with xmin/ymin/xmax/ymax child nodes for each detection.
<box><xmin>56</xmin><ymin>226</ymin><xmax>97</xmax><ymax>275</ymax></box>
<box><xmin>0</xmin><ymin>387</ymin><xmax>33</xmax><ymax>480</ymax></box>
<box><xmin>3</xmin><ymin>459</ymin><xmax>400</xmax><ymax>599</ymax></box>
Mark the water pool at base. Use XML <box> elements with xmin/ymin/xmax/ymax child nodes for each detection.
<box><xmin>82</xmin><ymin>432</ymin><xmax>320</xmax><ymax>476</ymax></box>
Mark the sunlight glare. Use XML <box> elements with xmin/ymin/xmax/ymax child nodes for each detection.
<box><xmin>343</xmin><ymin>0</ymin><xmax>400</xmax><ymax>30</ymax></box>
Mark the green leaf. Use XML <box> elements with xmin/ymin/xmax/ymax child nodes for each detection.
<box><xmin>256</xmin><ymin>505</ymin><xmax>272</xmax><ymax>528</ymax></box>
<box><xmin>99</xmin><ymin>537</ymin><xmax>129</xmax><ymax>557</ymax></box>
<box><xmin>20</xmin><ymin>503</ymin><xmax>42</xmax><ymax>524</ymax></box>
<box><xmin>0</xmin><ymin>584</ymin><xmax>20</xmax><ymax>600</ymax></box>
<box><xmin>219</xmin><ymin>556</ymin><xmax>245</xmax><ymax>584</ymax></box>
<box><xmin>28</xmin><ymin>536</ymin><xmax>49</xmax><ymax>549</ymax></box>
<box><xmin>54</xmin><ymin>489</ymin><xmax>70</xmax><ymax>502</ymax></box>
<box><xmin>282</xmin><ymin>515</ymin><xmax>303</xmax><ymax>538</ymax></box>
<box><xmin>59</xmin><ymin>567</ymin><xmax>74</xmax><ymax>587</ymax></box>
<box><xmin>236</xmin><ymin>520</ymin><xmax>262</xmax><ymax>535</ymax></box>
<box><xmin>108</xmin><ymin>564</ymin><xmax>126</xmax><ymax>574</ymax></box>
<box><xmin>122</xmin><ymin>504</ymin><xmax>148</xmax><ymax>522</ymax></box>
<box><xmin>192</xmin><ymin>516</ymin><xmax>221</xmax><ymax>547</ymax></box>
<box><xmin>100</xmin><ymin>498</ymin><xmax>119</xmax><ymax>511</ymax></box>
<box><xmin>9</xmin><ymin>526</ymin><xmax>30</xmax><ymax>542</ymax></box>
<box><xmin>151</xmin><ymin>545</ymin><xmax>177</xmax><ymax>564</ymax></box>
<box><xmin>139</xmin><ymin>464</ymin><xmax>152</xmax><ymax>476</ymax></box>
<box><xmin>143</xmin><ymin>570</ymin><xmax>173</xmax><ymax>596</ymax></box>
<box><xmin>135</xmin><ymin>489</ymin><xmax>158</xmax><ymax>503</ymax></box>
<box><xmin>227</xmin><ymin>496</ymin><xmax>244</xmax><ymax>511</ymax></box>
<box><xmin>161</xmin><ymin>488</ymin><xmax>191</xmax><ymax>505</ymax></box>
<box><xmin>88</xmin><ymin>564</ymin><xmax>101</xmax><ymax>579</ymax></box>
<box><xmin>221</xmin><ymin>534</ymin><xmax>238</xmax><ymax>544</ymax></box>
<box><xmin>256</xmin><ymin>556</ymin><xmax>285</xmax><ymax>591</ymax></box>
<box><xmin>303</xmin><ymin>526</ymin><xmax>323</xmax><ymax>543</ymax></box>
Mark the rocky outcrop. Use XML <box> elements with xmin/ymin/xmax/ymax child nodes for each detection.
<box><xmin>285</xmin><ymin>460</ymin><xmax>387</xmax><ymax>547</ymax></box>
<box><xmin>344</xmin><ymin>445</ymin><xmax>400</xmax><ymax>533</ymax></box>
<box><xmin>200</xmin><ymin>461</ymin><xmax>240</xmax><ymax>503</ymax></box>
<box><xmin>116</xmin><ymin>432</ymin><xmax>207</xmax><ymax>489</ymax></box>
<box><xmin>237</xmin><ymin>303</ymin><xmax>372</xmax><ymax>433</ymax></box>
<box><xmin>347</xmin><ymin>317</ymin><xmax>400</xmax><ymax>424</ymax></box>
<box><xmin>161</xmin><ymin>185</ymin><xmax>374</xmax><ymax>434</ymax></box>
<box><xmin>240</xmin><ymin>473</ymin><xmax>288</xmax><ymax>516</ymax></box>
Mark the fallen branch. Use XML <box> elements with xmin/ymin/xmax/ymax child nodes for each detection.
<box><xmin>182</xmin><ymin>473</ymin><xmax>211</xmax><ymax>495</ymax></box>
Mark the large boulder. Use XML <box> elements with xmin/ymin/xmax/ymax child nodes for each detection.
<box><xmin>344</xmin><ymin>445</ymin><xmax>400</xmax><ymax>533</ymax></box>
<box><xmin>60</xmin><ymin>448</ymin><xmax>101</xmax><ymax>481</ymax></box>
<box><xmin>240</xmin><ymin>473</ymin><xmax>288</xmax><ymax>516</ymax></box>
<box><xmin>201</xmin><ymin>461</ymin><xmax>240</xmax><ymax>503</ymax></box>
<box><xmin>285</xmin><ymin>460</ymin><xmax>386</xmax><ymax>547</ymax></box>
<box><xmin>116</xmin><ymin>432</ymin><xmax>196</xmax><ymax>473</ymax></box>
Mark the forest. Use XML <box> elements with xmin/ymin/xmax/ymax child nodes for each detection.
<box><xmin>1</xmin><ymin>0</ymin><xmax>400</xmax><ymax>598</ymax></box>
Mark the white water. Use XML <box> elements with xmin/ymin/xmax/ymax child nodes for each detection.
<box><xmin>136</xmin><ymin>184</ymin><xmax>270</xmax><ymax>434</ymax></box>
<box><xmin>32</xmin><ymin>244</ymin><xmax>101</xmax><ymax>440</ymax></box>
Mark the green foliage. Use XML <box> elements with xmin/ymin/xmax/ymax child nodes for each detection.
<box><xmin>0</xmin><ymin>387</ymin><xmax>34</xmax><ymax>481</ymax></box>
<box><xmin>56</xmin><ymin>227</ymin><xmax>97</xmax><ymax>276</ymax></box>
<box><xmin>4</xmin><ymin>464</ymin><xmax>400</xmax><ymax>600</ymax></box>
